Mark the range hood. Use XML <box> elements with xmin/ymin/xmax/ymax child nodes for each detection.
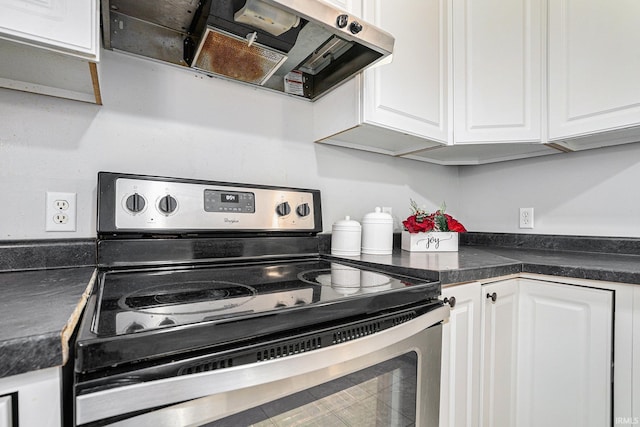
<box><xmin>101</xmin><ymin>0</ymin><xmax>394</xmax><ymax>100</ymax></box>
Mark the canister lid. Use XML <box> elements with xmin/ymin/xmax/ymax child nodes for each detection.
<box><xmin>362</xmin><ymin>207</ymin><xmax>393</xmax><ymax>224</ymax></box>
<box><xmin>332</xmin><ymin>216</ymin><xmax>361</xmax><ymax>231</ymax></box>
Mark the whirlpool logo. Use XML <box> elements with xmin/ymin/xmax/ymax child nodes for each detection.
<box><xmin>224</xmin><ymin>218</ymin><xmax>240</xmax><ymax>224</ymax></box>
<box><xmin>616</xmin><ymin>418</ymin><xmax>640</xmax><ymax>425</ymax></box>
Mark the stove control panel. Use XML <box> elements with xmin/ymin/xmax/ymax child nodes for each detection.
<box><xmin>104</xmin><ymin>174</ymin><xmax>321</xmax><ymax>232</ymax></box>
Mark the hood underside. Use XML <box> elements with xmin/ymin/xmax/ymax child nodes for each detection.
<box><xmin>101</xmin><ymin>0</ymin><xmax>394</xmax><ymax>100</ymax></box>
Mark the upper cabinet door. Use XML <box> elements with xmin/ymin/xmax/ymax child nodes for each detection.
<box><xmin>0</xmin><ymin>0</ymin><xmax>98</xmax><ymax>58</ymax></box>
<box><xmin>452</xmin><ymin>0</ymin><xmax>544</xmax><ymax>144</ymax></box>
<box><xmin>548</xmin><ymin>0</ymin><xmax>640</xmax><ymax>140</ymax></box>
<box><xmin>360</xmin><ymin>0</ymin><xmax>451</xmax><ymax>144</ymax></box>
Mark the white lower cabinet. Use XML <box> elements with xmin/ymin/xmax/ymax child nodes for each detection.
<box><xmin>633</xmin><ymin>286</ymin><xmax>640</xmax><ymax>423</ymax></box>
<box><xmin>440</xmin><ymin>282</ymin><xmax>482</xmax><ymax>427</ymax></box>
<box><xmin>0</xmin><ymin>367</ymin><xmax>61</xmax><ymax>427</ymax></box>
<box><xmin>516</xmin><ymin>279</ymin><xmax>613</xmax><ymax>427</ymax></box>
<box><xmin>440</xmin><ymin>275</ymin><xmax>621</xmax><ymax>427</ymax></box>
<box><xmin>480</xmin><ymin>279</ymin><xmax>519</xmax><ymax>427</ymax></box>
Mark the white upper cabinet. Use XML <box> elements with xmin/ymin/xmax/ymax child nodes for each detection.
<box><xmin>0</xmin><ymin>0</ymin><xmax>99</xmax><ymax>59</ymax></box>
<box><xmin>0</xmin><ymin>0</ymin><xmax>101</xmax><ymax>103</ymax></box>
<box><xmin>360</xmin><ymin>0</ymin><xmax>451</xmax><ymax>144</ymax></box>
<box><xmin>452</xmin><ymin>0</ymin><xmax>544</xmax><ymax>144</ymax></box>
<box><xmin>313</xmin><ymin>0</ymin><xmax>450</xmax><ymax>156</ymax></box>
<box><xmin>548</xmin><ymin>0</ymin><xmax>640</xmax><ymax>144</ymax></box>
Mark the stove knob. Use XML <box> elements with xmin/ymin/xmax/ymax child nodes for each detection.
<box><xmin>349</xmin><ymin>21</ymin><xmax>363</xmax><ymax>34</ymax></box>
<box><xmin>158</xmin><ymin>195</ymin><xmax>178</xmax><ymax>215</ymax></box>
<box><xmin>336</xmin><ymin>14</ymin><xmax>349</xmax><ymax>28</ymax></box>
<box><xmin>296</xmin><ymin>203</ymin><xmax>310</xmax><ymax>217</ymax></box>
<box><xmin>275</xmin><ymin>201</ymin><xmax>291</xmax><ymax>216</ymax></box>
<box><xmin>125</xmin><ymin>193</ymin><xmax>146</xmax><ymax>213</ymax></box>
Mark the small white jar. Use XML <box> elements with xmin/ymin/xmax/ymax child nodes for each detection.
<box><xmin>331</xmin><ymin>216</ymin><xmax>362</xmax><ymax>256</ymax></box>
<box><xmin>361</xmin><ymin>207</ymin><xmax>393</xmax><ymax>255</ymax></box>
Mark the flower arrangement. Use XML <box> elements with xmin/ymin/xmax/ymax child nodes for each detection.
<box><xmin>402</xmin><ymin>200</ymin><xmax>467</xmax><ymax>234</ymax></box>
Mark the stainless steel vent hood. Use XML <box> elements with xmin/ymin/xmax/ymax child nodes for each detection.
<box><xmin>101</xmin><ymin>0</ymin><xmax>394</xmax><ymax>100</ymax></box>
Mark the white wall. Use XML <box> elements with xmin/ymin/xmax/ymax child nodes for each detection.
<box><xmin>458</xmin><ymin>143</ymin><xmax>640</xmax><ymax>237</ymax></box>
<box><xmin>0</xmin><ymin>50</ymin><xmax>459</xmax><ymax>240</ymax></box>
<box><xmin>3</xmin><ymin>50</ymin><xmax>639</xmax><ymax>241</ymax></box>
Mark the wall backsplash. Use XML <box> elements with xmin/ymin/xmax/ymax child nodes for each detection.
<box><xmin>0</xmin><ymin>50</ymin><xmax>458</xmax><ymax>240</ymax></box>
<box><xmin>457</xmin><ymin>142</ymin><xmax>640</xmax><ymax>238</ymax></box>
<box><xmin>1</xmin><ymin>51</ymin><xmax>639</xmax><ymax>240</ymax></box>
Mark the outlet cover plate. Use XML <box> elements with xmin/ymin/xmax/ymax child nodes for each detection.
<box><xmin>46</xmin><ymin>192</ymin><xmax>77</xmax><ymax>232</ymax></box>
<box><xmin>519</xmin><ymin>207</ymin><xmax>534</xmax><ymax>229</ymax></box>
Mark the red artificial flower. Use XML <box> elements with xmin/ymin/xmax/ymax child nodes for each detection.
<box><xmin>403</xmin><ymin>200</ymin><xmax>466</xmax><ymax>233</ymax></box>
<box><xmin>402</xmin><ymin>215</ymin><xmax>436</xmax><ymax>233</ymax></box>
<box><xmin>445</xmin><ymin>214</ymin><xmax>467</xmax><ymax>232</ymax></box>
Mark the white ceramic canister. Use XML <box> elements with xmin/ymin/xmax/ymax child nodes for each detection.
<box><xmin>361</xmin><ymin>207</ymin><xmax>394</xmax><ymax>255</ymax></box>
<box><xmin>331</xmin><ymin>216</ymin><xmax>362</xmax><ymax>256</ymax></box>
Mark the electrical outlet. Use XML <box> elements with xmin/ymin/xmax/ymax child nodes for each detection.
<box><xmin>46</xmin><ymin>192</ymin><xmax>77</xmax><ymax>232</ymax></box>
<box><xmin>519</xmin><ymin>207</ymin><xmax>534</xmax><ymax>229</ymax></box>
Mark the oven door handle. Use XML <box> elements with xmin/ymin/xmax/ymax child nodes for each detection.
<box><xmin>76</xmin><ymin>305</ymin><xmax>449</xmax><ymax>426</ymax></box>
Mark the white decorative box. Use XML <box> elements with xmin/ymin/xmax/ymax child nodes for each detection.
<box><xmin>401</xmin><ymin>231</ymin><xmax>459</xmax><ymax>252</ymax></box>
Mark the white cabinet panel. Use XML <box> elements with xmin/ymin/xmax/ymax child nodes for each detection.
<box><xmin>314</xmin><ymin>0</ymin><xmax>451</xmax><ymax>153</ymax></box>
<box><xmin>0</xmin><ymin>37</ymin><xmax>101</xmax><ymax>103</ymax></box>
<box><xmin>452</xmin><ymin>0</ymin><xmax>543</xmax><ymax>143</ymax></box>
<box><xmin>0</xmin><ymin>396</ymin><xmax>12</xmax><ymax>427</ymax></box>
<box><xmin>0</xmin><ymin>367</ymin><xmax>61</xmax><ymax>427</ymax></box>
<box><xmin>480</xmin><ymin>280</ymin><xmax>518</xmax><ymax>427</ymax></box>
<box><xmin>0</xmin><ymin>0</ymin><xmax>100</xmax><ymax>103</ymax></box>
<box><xmin>516</xmin><ymin>279</ymin><xmax>612</xmax><ymax>427</ymax></box>
<box><xmin>634</xmin><ymin>286</ymin><xmax>640</xmax><ymax>422</ymax></box>
<box><xmin>548</xmin><ymin>0</ymin><xmax>640</xmax><ymax>139</ymax></box>
<box><xmin>440</xmin><ymin>282</ymin><xmax>482</xmax><ymax>427</ymax></box>
<box><xmin>405</xmin><ymin>142</ymin><xmax>559</xmax><ymax>166</ymax></box>
<box><xmin>361</xmin><ymin>0</ymin><xmax>450</xmax><ymax>143</ymax></box>
<box><xmin>0</xmin><ymin>0</ymin><xmax>98</xmax><ymax>58</ymax></box>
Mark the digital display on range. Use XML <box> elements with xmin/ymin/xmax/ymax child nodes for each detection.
<box><xmin>204</xmin><ymin>190</ymin><xmax>255</xmax><ymax>213</ymax></box>
<box><xmin>221</xmin><ymin>193</ymin><xmax>239</xmax><ymax>203</ymax></box>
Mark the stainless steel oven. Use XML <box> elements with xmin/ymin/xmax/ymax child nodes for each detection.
<box><xmin>73</xmin><ymin>172</ymin><xmax>448</xmax><ymax>426</ymax></box>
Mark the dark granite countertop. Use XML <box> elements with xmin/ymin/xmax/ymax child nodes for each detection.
<box><xmin>321</xmin><ymin>232</ymin><xmax>640</xmax><ymax>286</ymax></box>
<box><xmin>0</xmin><ymin>267</ymin><xmax>95</xmax><ymax>378</ymax></box>
<box><xmin>0</xmin><ymin>239</ymin><xmax>96</xmax><ymax>379</ymax></box>
<box><xmin>3</xmin><ymin>233</ymin><xmax>640</xmax><ymax>380</ymax></box>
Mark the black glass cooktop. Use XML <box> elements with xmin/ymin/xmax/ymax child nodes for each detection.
<box><xmin>76</xmin><ymin>259</ymin><xmax>440</xmax><ymax>372</ymax></box>
<box><xmin>93</xmin><ymin>259</ymin><xmax>438</xmax><ymax>337</ymax></box>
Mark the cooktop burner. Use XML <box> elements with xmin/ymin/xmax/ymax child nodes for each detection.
<box><xmin>119</xmin><ymin>281</ymin><xmax>256</xmax><ymax>310</ymax></box>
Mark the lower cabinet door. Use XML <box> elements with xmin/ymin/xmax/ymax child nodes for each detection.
<box><xmin>516</xmin><ymin>279</ymin><xmax>613</xmax><ymax>427</ymax></box>
<box><xmin>634</xmin><ymin>286</ymin><xmax>640</xmax><ymax>423</ymax></box>
<box><xmin>440</xmin><ymin>282</ymin><xmax>482</xmax><ymax>427</ymax></box>
<box><xmin>481</xmin><ymin>279</ymin><xmax>519</xmax><ymax>427</ymax></box>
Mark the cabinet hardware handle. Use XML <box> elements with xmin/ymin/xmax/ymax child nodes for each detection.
<box><xmin>443</xmin><ymin>296</ymin><xmax>456</xmax><ymax>308</ymax></box>
<box><xmin>486</xmin><ymin>292</ymin><xmax>497</xmax><ymax>302</ymax></box>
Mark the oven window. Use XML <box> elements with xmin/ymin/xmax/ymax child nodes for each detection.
<box><xmin>205</xmin><ymin>352</ymin><xmax>417</xmax><ymax>427</ymax></box>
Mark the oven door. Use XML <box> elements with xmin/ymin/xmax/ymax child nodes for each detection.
<box><xmin>76</xmin><ymin>305</ymin><xmax>448</xmax><ymax>427</ymax></box>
